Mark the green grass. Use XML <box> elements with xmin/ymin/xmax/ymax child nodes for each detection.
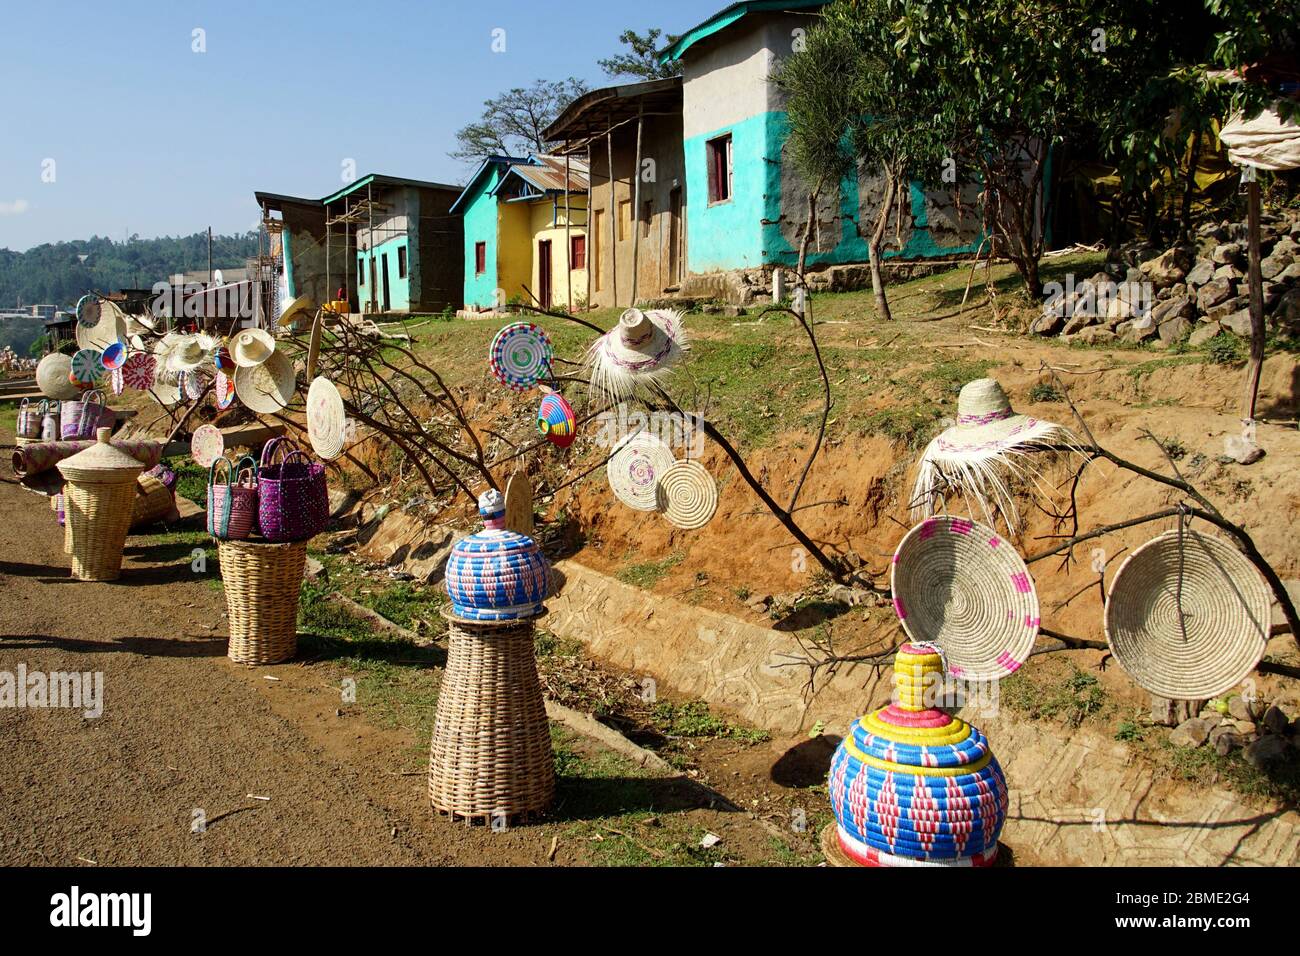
<box><xmin>1154</xmin><ymin>738</ymin><xmax>1300</xmax><ymax>807</ymax></box>
<box><xmin>650</xmin><ymin>699</ymin><xmax>770</xmax><ymax>744</ymax></box>
<box><xmin>0</xmin><ymin>400</ymin><xmax>18</xmax><ymax>436</ymax></box>
<box><xmin>1000</xmin><ymin>663</ymin><xmax>1109</xmax><ymax>727</ymax></box>
<box><xmin>616</xmin><ymin>550</ymin><xmax>685</xmax><ymax>589</ymax></box>
<box><xmin>167</xmin><ymin>457</ymin><xmax>209</xmax><ymax>504</ymax></box>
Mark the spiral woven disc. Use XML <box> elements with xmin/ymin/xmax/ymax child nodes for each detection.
<box><xmin>70</xmin><ymin>349</ymin><xmax>106</xmax><ymax>387</ymax></box>
<box><xmin>655</xmin><ymin>460</ymin><xmax>718</xmax><ymax>529</ymax></box>
<box><xmin>121</xmin><ymin>352</ymin><xmax>156</xmax><ymax>391</ymax></box>
<box><xmin>1105</xmin><ymin>529</ymin><xmax>1269</xmax><ymax>699</ymax></box>
<box><xmin>891</xmin><ymin>516</ymin><xmax>1039</xmax><ymax>681</ymax></box>
<box><xmin>306</xmin><ymin>376</ymin><xmax>346</xmax><ymax>461</ymax></box>
<box><xmin>490</xmin><ymin>322</ymin><xmax>552</xmax><ymax>391</ymax></box>
<box><xmin>607</xmin><ymin>432</ymin><xmax>675</xmax><ymax>512</ymax></box>
<box><xmin>190</xmin><ymin>424</ymin><xmax>224</xmax><ymax>468</ymax></box>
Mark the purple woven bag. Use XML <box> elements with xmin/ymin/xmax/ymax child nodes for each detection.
<box><xmin>257</xmin><ymin>437</ymin><xmax>328</xmax><ymax>542</ymax></box>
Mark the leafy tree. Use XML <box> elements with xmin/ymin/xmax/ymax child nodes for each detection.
<box><xmin>776</xmin><ymin>0</ymin><xmax>950</xmax><ymax>320</ymax></box>
<box><xmin>598</xmin><ymin>29</ymin><xmax>682</xmax><ymax>80</ymax></box>
<box><xmin>451</xmin><ymin>78</ymin><xmax>589</xmax><ymax>164</ymax></box>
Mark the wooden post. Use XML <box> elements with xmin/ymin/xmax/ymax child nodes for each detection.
<box><xmin>630</xmin><ymin>102</ymin><xmax>644</xmax><ymax>306</ymax></box>
<box><xmin>564</xmin><ymin>152</ymin><xmax>573</xmax><ymax>313</ymax></box>
<box><xmin>1241</xmin><ymin>176</ymin><xmax>1265</xmax><ymax>422</ymax></box>
<box><xmin>585</xmin><ymin>143</ymin><xmax>593</xmax><ymax>310</ymax></box>
<box><xmin>608</xmin><ymin>111</ymin><xmax>617</xmax><ymax>307</ymax></box>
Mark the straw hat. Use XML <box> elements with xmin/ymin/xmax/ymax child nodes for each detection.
<box><xmin>1105</xmin><ymin>529</ymin><xmax>1270</xmax><ymax>699</ymax></box>
<box><xmin>306</xmin><ymin>376</ymin><xmax>346</xmax><ymax>460</ymax></box>
<box><xmin>234</xmin><ymin>349</ymin><xmax>296</xmax><ymax>413</ymax></box>
<box><xmin>190</xmin><ymin>423</ymin><xmax>224</xmax><ymax>467</ymax></box>
<box><xmin>150</xmin><ymin>374</ymin><xmax>182</xmax><ymax>407</ymax></box>
<box><xmin>37</xmin><ymin>353</ymin><xmax>80</xmax><ymax>400</ymax></box>
<box><xmin>607</xmin><ymin>431</ymin><xmax>675</xmax><ymax>511</ymax></box>
<box><xmin>232</xmin><ymin>328</ymin><xmax>276</xmax><ymax>368</ymax></box>
<box><xmin>655</xmin><ymin>460</ymin><xmax>718</xmax><ymax>529</ymax></box>
<box><xmin>490</xmin><ymin>322</ymin><xmax>553</xmax><ymax>391</ymax></box>
<box><xmin>165</xmin><ymin>333</ymin><xmax>217</xmax><ymax>374</ymax></box>
<box><xmin>586</xmin><ymin>308</ymin><xmax>687</xmax><ymax>402</ymax></box>
<box><xmin>76</xmin><ymin>297</ymin><xmax>127</xmax><ymax>352</ymax></box>
<box><xmin>279</xmin><ymin>294</ymin><xmax>315</xmax><ymax>328</ymax></box>
<box><xmin>911</xmin><ymin>378</ymin><xmax>1079</xmax><ymax>530</ymax></box>
<box><xmin>891</xmin><ymin>515</ymin><xmax>1039</xmax><ymax>680</ymax></box>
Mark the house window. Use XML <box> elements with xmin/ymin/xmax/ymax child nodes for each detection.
<box><xmin>474</xmin><ymin>242</ymin><xmax>486</xmax><ymax>276</ymax></box>
<box><xmin>570</xmin><ymin>235</ymin><xmax>586</xmax><ymax>270</ymax></box>
<box><xmin>641</xmin><ymin>200</ymin><xmax>653</xmax><ymax>238</ymax></box>
<box><xmin>397</xmin><ymin>246</ymin><xmax>407</xmax><ymax>279</ymax></box>
<box><xmin>358</xmin><ymin>258</ymin><xmax>365</xmax><ymax>287</ymax></box>
<box><xmin>707</xmin><ymin>133</ymin><xmax>733</xmax><ymax>204</ymax></box>
<box><xmin>618</xmin><ymin>200</ymin><xmax>632</xmax><ymax>241</ymax></box>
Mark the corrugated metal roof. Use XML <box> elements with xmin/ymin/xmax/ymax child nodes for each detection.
<box><xmin>508</xmin><ymin>155</ymin><xmax>590</xmax><ymax>193</ymax></box>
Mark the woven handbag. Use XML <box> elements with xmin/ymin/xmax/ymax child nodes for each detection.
<box><xmin>208</xmin><ymin>455</ymin><xmax>260</xmax><ymax>541</ymax></box>
<box><xmin>257</xmin><ymin>438</ymin><xmax>328</xmax><ymax>542</ymax></box>
<box><xmin>61</xmin><ymin>389</ymin><xmax>112</xmax><ymax>440</ymax></box>
<box><xmin>16</xmin><ymin>399</ymin><xmax>41</xmax><ymax>439</ymax></box>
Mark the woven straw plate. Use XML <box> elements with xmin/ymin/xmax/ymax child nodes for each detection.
<box><xmin>190</xmin><ymin>424</ymin><xmax>224</xmax><ymax>468</ymax></box>
<box><xmin>306</xmin><ymin>376</ymin><xmax>345</xmax><ymax>460</ymax></box>
<box><xmin>607</xmin><ymin>431</ymin><xmax>675</xmax><ymax>511</ymax></box>
<box><xmin>655</xmin><ymin>460</ymin><xmax>718</xmax><ymax>529</ymax></box>
<box><xmin>891</xmin><ymin>516</ymin><xmax>1039</xmax><ymax>680</ymax></box>
<box><xmin>234</xmin><ymin>350</ymin><xmax>296</xmax><ymax>413</ymax></box>
<box><xmin>1105</xmin><ymin>529</ymin><xmax>1269</xmax><ymax>699</ymax></box>
<box><xmin>490</xmin><ymin>322</ymin><xmax>553</xmax><ymax>391</ymax></box>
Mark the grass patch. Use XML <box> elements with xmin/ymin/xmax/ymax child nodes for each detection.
<box><xmin>650</xmin><ymin>699</ymin><xmax>770</xmax><ymax>744</ymax></box>
<box><xmin>1000</xmin><ymin>663</ymin><xmax>1109</xmax><ymax>727</ymax></box>
<box><xmin>616</xmin><ymin>551</ymin><xmax>685</xmax><ymax>589</ymax></box>
<box><xmin>1028</xmin><ymin>381</ymin><xmax>1065</xmax><ymax>403</ymax></box>
<box><xmin>1152</xmin><ymin>738</ymin><xmax>1300</xmax><ymax>806</ymax></box>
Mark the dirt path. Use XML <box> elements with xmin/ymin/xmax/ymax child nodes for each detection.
<box><xmin>0</xmin><ymin>452</ymin><xmax>801</xmax><ymax>867</ymax></box>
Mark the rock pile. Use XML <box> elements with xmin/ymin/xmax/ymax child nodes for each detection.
<box><xmin>1170</xmin><ymin>694</ymin><xmax>1297</xmax><ymax>770</ymax></box>
<box><xmin>1032</xmin><ymin>210</ymin><xmax>1300</xmax><ymax>347</ymax></box>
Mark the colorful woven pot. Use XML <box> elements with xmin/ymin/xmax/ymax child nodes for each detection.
<box><xmin>827</xmin><ymin>644</ymin><xmax>1008</xmax><ymax>867</ymax></box>
<box><xmin>444</xmin><ymin>490</ymin><xmax>549</xmax><ymax>621</ymax></box>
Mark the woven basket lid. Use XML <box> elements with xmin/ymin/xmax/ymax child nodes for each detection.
<box><xmin>306</xmin><ymin>376</ymin><xmax>345</xmax><ymax>460</ymax></box>
<box><xmin>37</xmin><ymin>353</ymin><xmax>79</xmax><ymax>400</ymax></box>
<box><xmin>655</xmin><ymin>460</ymin><xmax>718</xmax><ymax>529</ymax></box>
<box><xmin>58</xmin><ymin>427</ymin><xmax>146</xmax><ymax>483</ymax></box>
<box><xmin>1105</xmin><ymin>529</ymin><xmax>1270</xmax><ymax>699</ymax></box>
<box><xmin>891</xmin><ymin>515</ymin><xmax>1039</xmax><ymax>680</ymax></box>
<box><xmin>607</xmin><ymin>431</ymin><xmax>675</xmax><ymax>511</ymax></box>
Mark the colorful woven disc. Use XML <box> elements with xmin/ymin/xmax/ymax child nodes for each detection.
<box><xmin>70</xmin><ymin>349</ymin><xmax>106</xmax><ymax>387</ymax></box>
<box><xmin>190</xmin><ymin>424</ymin><xmax>224</xmax><ymax>468</ymax></box>
<box><xmin>490</xmin><ymin>322</ymin><xmax>553</xmax><ymax>391</ymax></box>
<box><xmin>607</xmin><ymin>432</ymin><xmax>675</xmax><ymax>512</ymax></box>
<box><xmin>121</xmin><ymin>352</ymin><xmax>156</xmax><ymax>391</ymax></box>
<box><xmin>537</xmin><ymin>392</ymin><xmax>577</xmax><ymax>448</ymax></box>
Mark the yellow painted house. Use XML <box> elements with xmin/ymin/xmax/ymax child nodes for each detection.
<box><xmin>453</xmin><ymin>155</ymin><xmax>589</xmax><ymax>312</ymax></box>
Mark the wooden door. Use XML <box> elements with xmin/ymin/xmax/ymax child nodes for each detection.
<box><xmin>538</xmin><ymin>239</ymin><xmax>552</xmax><ymax>310</ymax></box>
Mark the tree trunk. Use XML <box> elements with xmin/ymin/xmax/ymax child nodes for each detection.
<box><xmin>1180</xmin><ymin>127</ymin><xmax>1203</xmax><ymax>240</ymax></box>
<box><xmin>1241</xmin><ymin>178</ymin><xmax>1265</xmax><ymax>421</ymax></box>
<box><xmin>869</xmin><ymin>170</ymin><xmax>897</xmax><ymax>322</ymax></box>
<box><xmin>796</xmin><ymin>180</ymin><xmax>821</xmax><ymax>284</ymax></box>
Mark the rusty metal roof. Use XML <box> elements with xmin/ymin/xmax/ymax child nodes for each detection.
<box><xmin>504</xmin><ymin>155</ymin><xmax>590</xmax><ymax>194</ymax></box>
<box><xmin>543</xmin><ymin>77</ymin><xmax>682</xmax><ymax>148</ymax></box>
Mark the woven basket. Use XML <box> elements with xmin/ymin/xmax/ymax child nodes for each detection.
<box><xmin>1105</xmin><ymin>528</ymin><xmax>1270</xmax><ymax>699</ymax></box>
<box><xmin>61</xmin><ymin>390</ymin><xmax>112</xmax><ymax>440</ymax></box>
<box><xmin>14</xmin><ymin>435</ymin><xmax>40</xmax><ymax>448</ymax></box>
<box><xmin>131</xmin><ymin>474</ymin><xmax>174</xmax><ymax>529</ymax></box>
<box><xmin>16</xmin><ymin>399</ymin><xmax>41</xmax><ymax>439</ymax></box>
<box><xmin>57</xmin><ymin>427</ymin><xmax>144</xmax><ymax>581</ymax></box>
<box><xmin>891</xmin><ymin>515</ymin><xmax>1039</xmax><ymax>680</ymax></box>
<box><xmin>428</xmin><ymin>611</ymin><xmax>555</xmax><ymax>822</ymax></box>
<box><xmin>217</xmin><ymin>538</ymin><xmax>306</xmax><ymax>665</ymax></box>
<box><xmin>257</xmin><ymin>438</ymin><xmax>328</xmax><ymax>542</ymax></box>
<box><xmin>208</xmin><ymin>455</ymin><xmax>259</xmax><ymax>540</ymax></box>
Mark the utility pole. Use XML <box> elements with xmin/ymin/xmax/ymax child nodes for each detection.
<box><xmin>208</xmin><ymin>226</ymin><xmax>213</xmax><ymax>284</ymax></box>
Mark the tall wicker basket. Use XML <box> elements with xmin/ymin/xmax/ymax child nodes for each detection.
<box><xmin>57</xmin><ymin>427</ymin><xmax>144</xmax><ymax>581</ymax></box>
<box><xmin>217</xmin><ymin>538</ymin><xmax>307</xmax><ymax>665</ymax></box>
<box><xmin>428</xmin><ymin>610</ymin><xmax>555</xmax><ymax>823</ymax></box>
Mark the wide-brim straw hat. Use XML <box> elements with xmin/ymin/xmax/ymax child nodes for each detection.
<box><xmin>165</xmin><ymin>333</ymin><xmax>218</xmax><ymax>374</ymax></box>
<box><xmin>306</xmin><ymin>376</ymin><xmax>346</xmax><ymax>460</ymax></box>
<box><xmin>232</xmin><ymin>328</ymin><xmax>276</xmax><ymax>368</ymax></box>
<box><xmin>76</xmin><ymin>297</ymin><xmax>127</xmax><ymax>352</ymax></box>
<box><xmin>234</xmin><ymin>349</ymin><xmax>296</xmax><ymax>413</ymax></box>
<box><xmin>891</xmin><ymin>515</ymin><xmax>1039</xmax><ymax>680</ymax></box>
<box><xmin>279</xmin><ymin>294</ymin><xmax>315</xmax><ymax>328</ymax></box>
<box><xmin>607</xmin><ymin>431</ymin><xmax>676</xmax><ymax>512</ymax></box>
<box><xmin>655</xmin><ymin>460</ymin><xmax>718</xmax><ymax>529</ymax></box>
<box><xmin>37</xmin><ymin>353</ymin><xmax>80</xmax><ymax>400</ymax></box>
<box><xmin>911</xmin><ymin>377</ymin><xmax>1078</xmax><ymax>529</ymax></box>
<box><xmin>1105</xmin><ymin>529</ymin><xmax>1270</xmax><ymax>699</ymax></box>
<box><xmin>586</xmin><ymin>308</ymin><xmax>687</xmax><ymax>402</ymax></box>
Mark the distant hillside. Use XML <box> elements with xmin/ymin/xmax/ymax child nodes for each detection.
<box><xmin>0</xmin><ymin>231</ymin><xmax>261</xmax><ymax>310</ymax></box>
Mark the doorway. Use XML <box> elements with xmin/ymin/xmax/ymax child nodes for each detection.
<box><xmin>381</xmin><ymin>253</ymin><xmax>391</xmax><ymax>312</ymax></box>
<box><xmin>668</xmin><ymin>187</ymin><xmax>683</xmax><ymax>286</ymax></box>
<box><xmin>538</xmin><ymin>239</ymin><xmax>552</xmax><ymax>310</ymax></box>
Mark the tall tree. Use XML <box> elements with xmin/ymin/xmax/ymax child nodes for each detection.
<box><xmin>598</xmin><ymin>29</ymin><xmax>682</xmax><ymax>80</ymax></box>
<box><xmin>451</xmin><ymin>78</ymin><xmax>588</xmax><ymax>164</ymax></box>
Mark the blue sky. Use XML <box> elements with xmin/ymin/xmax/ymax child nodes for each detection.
<box><xmin>0</xmin><ymin>0</ymin><xmax>709</xmax><ymax>251</ymax></box>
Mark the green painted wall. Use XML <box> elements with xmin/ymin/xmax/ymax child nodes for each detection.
<box><xmin>357</xmin><ymin>234</ymin><xmax>412</xmax><ymax>313</ymax></box>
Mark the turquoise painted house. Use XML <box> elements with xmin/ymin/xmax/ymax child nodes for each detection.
<box><xmin>452</xmin><ymin>155</ymin><xmax>589</xmax><ymax>311</ymax></box>
<box><xmin>659</xmin><ymin>1</ymin><xmax>987</xmax><ymax>278</ymax></box>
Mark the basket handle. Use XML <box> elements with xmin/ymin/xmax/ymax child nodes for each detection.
<box><xmin>259</xmin><ymin>436</ymin><xmax>297</xmax><ymax>468</ymax></box>
<box><xmin>83</xmin><ymin>389</ymin><xmax>104</xmax><ymax>408</ymax></box>
<box><xmin>233</xmin><ymin>454</ymin><xmax>259</xmax><ymax>488</ymax></box>
<box><xmin>208</xmin><ymin>455</ymin><xmax>235</xmax><ymax>490</ymax></box>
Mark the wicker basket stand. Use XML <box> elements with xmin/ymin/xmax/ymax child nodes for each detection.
<box><xmin>217</xmin><ymin>538</ymin><xmax>307</xmax><ymax>665</ymax></box>
<box><xmin>428</xmin><ymin>609</ymin><xmax>555</xmax><ymax>824</ymax></box>
<box><xmin>56</xmin><ymin>427</ymin><xmax>144</xmax><ymax>581</ymax></box>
